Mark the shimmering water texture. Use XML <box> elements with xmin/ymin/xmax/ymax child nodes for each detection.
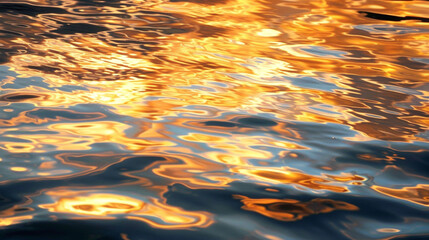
<box><xmin>0</xmin><ymin>0</ymin><xmax>428</xmax><ymax>239</ymax></box>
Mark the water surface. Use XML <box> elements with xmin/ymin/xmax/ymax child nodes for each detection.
<box><xmin>0</xmin><ymin>0</ymin><xmax>428</xmax><ymax>239</ymax></box>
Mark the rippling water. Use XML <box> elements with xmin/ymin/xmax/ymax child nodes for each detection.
<box><xmin>0</xmin><ymin>0</ymin><xmax>428</xmax><ymax>239</ymax></box>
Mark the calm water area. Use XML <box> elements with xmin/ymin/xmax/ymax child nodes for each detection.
<box><xmin>0</xmin><ymin>0</ymin><xmax>428</xmax><ymax>239</ymax></box>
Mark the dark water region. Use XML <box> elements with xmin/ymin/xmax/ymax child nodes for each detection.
<box><xmin>0</xmin><ymin>0</ymin><xmax>428</xmax><ymax>239</ymax></box>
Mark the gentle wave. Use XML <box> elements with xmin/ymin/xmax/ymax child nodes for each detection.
<box><xmin>0</xmin><ymin>0</ymin><xmax>428</xmax><ymax>239</ymax></box>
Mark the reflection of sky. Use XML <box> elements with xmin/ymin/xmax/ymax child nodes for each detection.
<box><xmin>411</xmin><ymin>57</ymin><xmax>429</xmax><ymax>65</ymax></box>
<box><xmin>300</xmin><ymin>46</ymin><xmax>348</xmax><ymax>59</ymax></box>
<box><xmin>354</xmin><ymin>24</ymin><xmax>429</xmax><ymax>35</ymax></box>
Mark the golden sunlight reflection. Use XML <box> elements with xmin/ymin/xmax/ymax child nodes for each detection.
<box><xmin>372</xmin><ymin>184</ymin><xmax>429</xmax><ymax>207</ymax></box>
<box><xmin>233</xmin><ymin>167</ymin><xmax>365</xmax><ymax>192</ymax></box>
<box><xmin>41</xmin><ymin>193</ymin><xmax>143</xmax><ymax>216</ymax></box>
<box><xmin>1</xmin><ymin>0</ymin><xmax>427</xmax><ymax>141</ymax></box>
<box><xmin>40</xmin><ymin>190</ymin><xmax>213</xmax><ymax>229</ymax></box>
<box><xmin>235</xmin><ymin>195</ymin><xmax>358</xmax><ymax>221</ymax></box>
<box><xmin>0</xmin><ymin>216</ymin><xmax>33</xmax><ymax>227</ymax></box>
<box><xmin>0</xmin><ymin>120</ymin><xmax>174</xmax><ymax>153</ymax></box>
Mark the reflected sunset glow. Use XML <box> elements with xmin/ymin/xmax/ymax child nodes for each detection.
<box><xmin>0</xmin><ymin>0</ymin><xmax>428</xmax><ymax>238</ymax></box>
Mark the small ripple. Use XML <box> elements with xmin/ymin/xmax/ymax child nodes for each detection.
<box><xmin>236</xmin><ymin>117</ymin><xmax>278</xmax><ymax>127</ymax></box>
<box><xmin>359</xmin><ymin>11</ymin><xmax>429</xmax><ymax>23</ymax></box>
<box><xmin>234</xmin><ymin>195</ymin><xmax>358</xmax><ymax>222</ymax></box>
<box><xmin>0</xmin><ymin>93</ymin><xmax>45</xmax><ymax>102</ymax></box>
